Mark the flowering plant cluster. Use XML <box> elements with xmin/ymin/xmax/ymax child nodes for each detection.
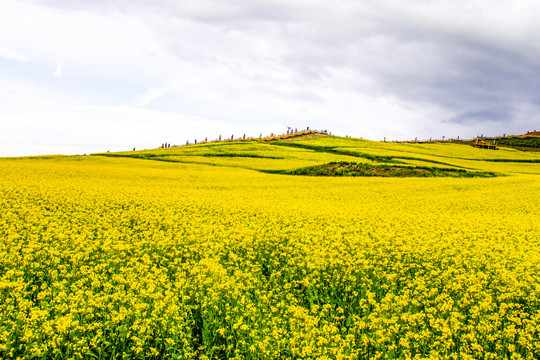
<box><xmin>1</xmin><ymin>138</ymin><xmax>539</xmax><ymax>359</ymax></box>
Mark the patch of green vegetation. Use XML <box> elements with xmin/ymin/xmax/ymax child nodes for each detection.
<box><xmin>390</xmin><ymin>155</ymin><xmax>467</xmax><ymax>168</ymax></box>
<box><xmin>483</xmin><ymin>158</ymin><xmax>540</xmax><ymax>163</ymax></box>
<box><xmin>262</xmin><ymin>162</ymin><xmax>498</xmax><ymax>178</ymax></box>
<box><xmin>496</xmin><ymin>137</ymin><xmax>540</xmax><ymax>149</ymax></box>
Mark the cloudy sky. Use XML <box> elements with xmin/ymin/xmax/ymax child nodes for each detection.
<box><xmin>1</xmin><ymin>0</ymin><xmax>539</xmax><ymax>156</ymax></box>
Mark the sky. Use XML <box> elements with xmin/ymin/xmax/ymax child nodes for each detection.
<box><xmin>1</xmin><ymin>0</ymin><xmax>539</xmax><ymax>157</ymax></box>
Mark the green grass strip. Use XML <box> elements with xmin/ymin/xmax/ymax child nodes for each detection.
<box><xmin>262</xmin><ymin>162</ymin><xmax>498</xmax><ymax>178</ymax></box>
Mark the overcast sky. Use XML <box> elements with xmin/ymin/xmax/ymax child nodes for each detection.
<box><xmin>1</xmin><ymin>0</ymin><xmax>539</xmax><ymax>156</ymax></box>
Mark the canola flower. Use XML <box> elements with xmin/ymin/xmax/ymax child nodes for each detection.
<box><xmin>0</xmin><ymin>138</ymin><xmax>539</xmax><ymax>359</ymax></box>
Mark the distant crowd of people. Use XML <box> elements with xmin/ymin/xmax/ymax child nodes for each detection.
<box><xmin>155</xmin><ymin>127</ymin><xmax>317</xmax><ymax>150</ymax></box>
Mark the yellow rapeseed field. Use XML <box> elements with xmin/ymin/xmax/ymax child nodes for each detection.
<box><xmin>1</xmin><ymin>136</ymin><xmax>539</xmax><ymax>359</ymax></box>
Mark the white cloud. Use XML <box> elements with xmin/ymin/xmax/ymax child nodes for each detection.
<box><xmin>53</xmin><ymin>62</ymin><xmax>63</xmax><ymax>77</ymax></box>
<box><xmin>0</xmin><ymin>78</ymin><xmax>282</xmax><ymax>157</ymax></box>
<box><xmin>136</xmin><ymin>88</ymin><xmax>163</xmax><ymax>106</ymax></box>
<box><xmin>0</xmin><ymin>43</ymin><xmax>27</xmax><ymax>61</ymax></box>
<box><xmin>1</xmin><ymin>0</ymin><xmax>539</xmax><ymax>156</ymax></box>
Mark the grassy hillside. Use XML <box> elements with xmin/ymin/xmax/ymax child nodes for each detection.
<box><xmin>1</xmin><ymin>135</ymin><xmax>539</xmax><ymax>359</ymax></box>
<box><xmin>95</xmin><ymin>134</ymin><xmax>540</xmax><ymax>176</ymax></box>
